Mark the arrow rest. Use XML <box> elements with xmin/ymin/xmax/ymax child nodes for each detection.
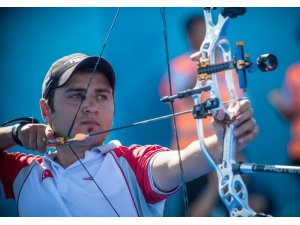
<box><xmin>192</xmin><ymin>97</ymin><xmax>220</xmax><ymax>119</ymax></box>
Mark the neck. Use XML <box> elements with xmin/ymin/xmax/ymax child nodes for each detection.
<box><xmin>55</xmin><ymin>144</ymin><xmax>92</xmax><ymax>168</ymax></box>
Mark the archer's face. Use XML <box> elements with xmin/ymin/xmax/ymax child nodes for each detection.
<box><xmin>49</xmin><ymin>71</ymin><xmax>114</xmax><ymax>146</ymax></box>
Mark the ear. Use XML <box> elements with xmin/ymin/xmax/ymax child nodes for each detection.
<box><xmin>40</xmin><ymin>98</ymin><xmax>52</xmax><ymax>124</ymax></box>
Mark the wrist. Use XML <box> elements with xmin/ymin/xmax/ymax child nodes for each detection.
<box><xmin>204</xmin><ymin>135</ymin><xmax>222</xmax><ymax>163</ymax></box>
<box><xmin>11</xmin><ymin>124</ymin><xmax>25</xmax><ymax>146</ymax></box>
<box><xmin>0</xmin><ymin>117</ymin><xmax>39</xmax><ymax>149</ymax></box>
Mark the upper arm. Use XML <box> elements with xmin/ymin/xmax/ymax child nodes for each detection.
<box><xmin>113</xmin><ymin>145</ymin><xmax>175</xmax><ymax>203</ymax></box>
<box><xmin>0</xmin><ymin>152</ymin><xmax>41</xmax><ymax>199</ymax></box>
<box><xmin>151</xmin><ymin>149</ymin><xmax>182</xmax><ymax>192</ymax></box>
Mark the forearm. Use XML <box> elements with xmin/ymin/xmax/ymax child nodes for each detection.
<box><xmin>152</xmin><ymin>135</ymin><xmax>222</xmax><ymax>192</ymax></box>
<box><xmin>152</xmin><ymin>99</ymin><xmax>257</xmax><ymax>192</ymax></box>
<box><xmin>180</xmin><ymin>135</ymin><xmax>222</xmax><ymax>181</ymax></box>
<box><xmin>0</xmin><ymin>126</ymin><xmax>16</xmax><ymax>152</ymax></box>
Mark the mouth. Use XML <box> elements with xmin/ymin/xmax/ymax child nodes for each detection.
<box><xmin>81</xmin><ymin>120</ymin><xmax>100</xmax><ymax>127</ymax></box>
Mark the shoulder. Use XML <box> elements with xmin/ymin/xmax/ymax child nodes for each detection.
<box><xmin>0</xmin><ymin>151</ymin><xmax>44</xmax><ymax>180</ymax></box>
<box><xmin>112</xmin><ymin>144</ymin><xmax>169</xmax><ymax>159</ymax></box>
<box><xmin>0</xmin><ymin>151</ymin><xmax>44</xmax><ymax>199</ymax></box>
<box><xmin>0</xmin><ymin>151</ymin><xmax>43</xmax><ymax>166</ymax></box>
<box><xmin>109</xmin><ymin>144</ymin><xmax>169</xmax><ymax>171</ymax></box>
<box><xmin>100</xmin><ymin>141</ymin><xmax>169</xmax><ymax>167</ymax></box>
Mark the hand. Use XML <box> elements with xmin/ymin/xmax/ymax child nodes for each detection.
<box><xmin>18</xmin><ymin>124</ymin><xmax>54</xmax><ymax>153</ymax></box>
<box><xmin>213</xmin><ymin>99</ymin><xmax>259</xmax><ymax>151</ymax></box>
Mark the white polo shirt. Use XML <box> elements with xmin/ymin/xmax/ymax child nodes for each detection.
<box><xmin>0</xmin><ymin>141</ymin><xmax>178</xmax><ymax>216</ymax></box>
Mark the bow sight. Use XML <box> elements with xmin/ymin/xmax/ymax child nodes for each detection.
<box><xmin>162</xmin><ymin>41</ymin><xmax>278</xmax><ymax>120</ymax></box>
<box><xmin>191</xmin><ymin>42</ymin><xmax>278</xmax><ymax>91</ymax></box>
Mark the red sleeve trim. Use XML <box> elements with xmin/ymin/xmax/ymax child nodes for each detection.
<box><xmin>113</xmin><ymin>145</ymin><xmax>172</xmax><ymax>204</ymax></box>
<box><xmin>0</xmin><ymin>151</ymin><xmax>43</xmax><ymax>199</ymax></box>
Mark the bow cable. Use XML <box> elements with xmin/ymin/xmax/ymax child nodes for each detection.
<box><xmin>160</xmin><ymin>7</ymin><xmax>190</xmax><ymax>217</ymax></box>
<box><xmin>64</xmin><ymin>8</ymin><xmax>121</xmax><ymax>217</ymax></box>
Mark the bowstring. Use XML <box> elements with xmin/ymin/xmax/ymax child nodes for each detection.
<box><xmin>65</xmin><ymin>8</ymin><xmax>121</xmax><ymax>217</ymax></box>
<box><xmin>56</xmin><ymin>7</ymin><xmax>191</xmax><ymax>217</ymax></box>
<box><xmin>159</xmin><ymin>7</ymin><xmax>190</xmax><ymax>217</ymax></box>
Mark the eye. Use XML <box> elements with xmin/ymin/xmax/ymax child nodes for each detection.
<box><xmin>96</xmin><ymin>94</ymin><xmax>108</xmax><ymax>101</ymax></box>
<box><xmin>68</xmin><ymin>93</ymin><xmax>85</xmax><ymax>100</ymax></box>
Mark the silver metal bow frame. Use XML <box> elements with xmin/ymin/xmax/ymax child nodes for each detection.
<box><xmin>191</xmin><ymin>7</ymin><xmax>256</xmax><ymax>217</ymax></box>
<box><xmin>162</xmin><ymin>7</ymin><xmax>283</xmax><ymax>216</ymax></box>
<box><xmin>172</xmin><ymin>7</ymin><xmax>279</xmax><ymax>217</ymax></box>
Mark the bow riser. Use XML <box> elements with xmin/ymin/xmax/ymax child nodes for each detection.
<box><xmin>192</xmin><ymin>8</ymin><xmax>257</xmax><ymax>217</ymax></box>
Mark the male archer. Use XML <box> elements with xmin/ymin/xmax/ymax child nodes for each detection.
<box><xmin>0</xmin><ymin>53</ymin><xmax>258</xmax><ymax>216</ymax></box>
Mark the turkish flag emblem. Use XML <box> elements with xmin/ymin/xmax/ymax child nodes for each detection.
<box><xmin>42</xmin><ymin>169</ymin><xmax>53</xmax><ymax>181</ymax></box>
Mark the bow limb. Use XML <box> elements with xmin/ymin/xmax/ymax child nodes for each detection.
<box><xmin>159</xmin><ymin>7</ymin><xmax>190</xmax><ymax>216</ymax></box>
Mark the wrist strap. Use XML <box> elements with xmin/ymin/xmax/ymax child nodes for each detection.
<box><xmin>11</xmin><ymin>124</ymin><xmax>25</xmax><ymax>146</ymax></box>
<box><xmin>1</xmin><ymin>117</ymin><xmax>39</xmax><ymax>147</ymax></box>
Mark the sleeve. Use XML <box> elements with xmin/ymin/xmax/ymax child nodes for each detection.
<box><xmin>113</xmin><ymin>145</ymin><xmax>179</xmax><ymax>204</ymax></box>
<box><xmin>0</xmin><ymin>151</ymin><xmax>41</xmax><ymax>199</ymax></box>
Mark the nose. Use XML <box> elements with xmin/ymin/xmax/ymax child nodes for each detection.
<box><xmin>82</xmin><ymin>96</ymin><xmax>99</xmax><ymax>114</ymax></box>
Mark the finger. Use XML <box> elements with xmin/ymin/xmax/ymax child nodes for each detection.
<box><xmin>37</xmin><ymin>130</ymin><xmax>47</xmax><ymax>153</ymax></box>
<box><xmin>237</xmin><ymin>126</ymin><xmax>259</xmax><ymax>148</ymax></box>
<box><xmin>234</xmin><ymin>118</ymin><xmax>256</xmax><ymax>137</ymax></box>
<box><xmin>45</xmin><ymin>125</ymin><xmax>54</xmax><ymax>138</ymax></box>
<box><xmin>18</xmin><ymin>125</ymin><xmax>30</xmax><ymax>149</ymax></box>
<box><xmin>212</xmin><ymin>110</ymin><xmax>226</xmax><ymax>140</ymax></box>
<box><xmin>28</xmin><ymin>125</ymin><xmax>38</xmax><ymax>150</ymax></box>
<box><xmin>214</xmin><ymin>109</ymin><xmax>225</xmax><ymax>121</ymax></box>
<box><xmin>234</xmin><ymin>100</ymin><xmax>251</xmax><ymax>117</ymax></box>
<box><xmin>233</xmin><ymin>107</ymin><xmax>253</xmax><ymax>126</ymax></box>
